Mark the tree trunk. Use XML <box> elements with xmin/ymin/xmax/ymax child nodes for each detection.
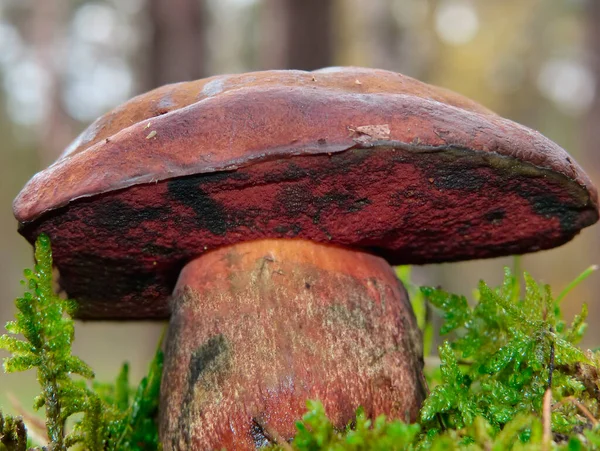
<box><xmin>584</xmin><ymin>0</ymin><xmax>600</xmax><ymax>169</ymax></box>
<box><xmin>30</xmin><ymin>0</ymin><xmax>72</xmax><ymax>164</ymax></box>
<box><xmin>146</xmin><ymin>0</ymin><xmax>206</xmax><ymax>88</ymax></box>
<box><xmin>261</xmin><ymin>0</ymin><xmax>333</xmax><ymax>70</ymax></box>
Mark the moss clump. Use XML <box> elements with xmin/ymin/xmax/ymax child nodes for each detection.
<box><xmin>0</xmin><ymin>411</ymin><xmax>27</xmax><ymax>451</ymax></box>
<box><xmin>0</xmin><ymin>234</ymin><xmax>163</xmax><ymax>450</ymax></box>
<box><xmin>419</xmin><ymin>267</ymin><xmax>595</xmax><ymax>435</ymax></box>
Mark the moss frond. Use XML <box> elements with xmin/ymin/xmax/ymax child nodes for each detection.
<box><xmin>0</xmin><ymin>235</ymin><xmax>163</xmax><ymax>450</ymax></box>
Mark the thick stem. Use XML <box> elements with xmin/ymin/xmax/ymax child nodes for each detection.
<box><xmin>160</xmin><ymin>240</ymin><xmax>425</xmax><ymax>450</ymax></box>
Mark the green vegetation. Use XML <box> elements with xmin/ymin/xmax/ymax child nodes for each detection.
<box><xmin>1</xmin><ymin>236</ymin><xmax>599</xmax><ymax>449</ymax></box>
<box><xmin>0</xmin><ymin>411</ymin><xmax>27</xmax><ymax>451</ymax></box>
<box><xmin>419</xmin><ymin>268</ymin><xmax>593</xmax><ymax>433</ymax></box>
<box><xmin>0</xmin><ymin>235</ymin><xmax>163</xmax><ymax>451</ymax></box>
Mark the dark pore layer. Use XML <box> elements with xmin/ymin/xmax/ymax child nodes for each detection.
<box><xmin>18</xmin><ymin>145</ymin><xmax>598</xmax><ymax>319</ymax></box>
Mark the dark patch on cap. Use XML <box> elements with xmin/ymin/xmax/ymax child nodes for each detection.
<box><xmin>274</xmin><ymin>223</ymin><xmax>303</xmax><ymax>236</ymax></box>
<box><xmin>142</xmin><ymin>243</ymin><xmax>177</xmax><ymax>257</ymax></box>
<box><xmin>429</xmin><ymin>167</ymin><xmax>487</xmax><ymax>191</ymax></box>
<box><xmin>527</xmin><ymin>193</ymin><xmax>581</xmax><ymax>233</ymax></box>
<box><xmin>263</xmin><ymin>164</ymin><xmax>308</xmax><ymax>184</ymax></box>
<box><xmin>57</xmin><ymin>252</ymin><xmax>178</xmax><ymax>318</ymax></box>
<box><xmin>175</xmin><ymin>170</ymin><xmax>250</xmax><ymax>188</ymax></box>
<box><xmin>317</xmin><ymin>192</ymin><xmax>372</xmax><ymax>217</ymax></box>
<box><xmin>513</xmin><ymin>182</ymin><xmax>583</xmax><ymax>233</ymax></box>
<box><xmin>330</xmin><ymin>147</ymin><xmax>373</xmax><ymax>174</ymax></box>
<box><xmin>484</xmin><ymin>209</ymin><xmax>506</xmax><ymax>224</ymax></box>
<box><xmin>168</xmin><ymin>177</ymin><xmax>230</xmax><ymax>235</ymax></box>
<box><xmin>457</xmin><ymin>222</ymin><xmax>472</xmax><ymax>236</ymax></box>
<box><xmin>88</xmin><ymin>200</ymin><xmax>168</xmax><ymax>233</ymax></box>
<box><xmin>198</xmin><ymin>170</ymin><xmax>250</xmax><ymax>185</ymax></box>
<box><xmin>276</xmin><ymin>185</ymin><xmax>372</xmax><ymax>224</ymax></box>
<box><xmin>277</xmin><ymin>185</ymin><xmax>312</xmax><ymax>218</ymax></box>
<box><xmin>346</xmin><ymin>198</ymin><xmax>372</xmax><ymax>212</ymax></box>
<box><xmin>280</xmin><ymin>162</ymin><xmax>318</xmax><ymax>182</ymax></box>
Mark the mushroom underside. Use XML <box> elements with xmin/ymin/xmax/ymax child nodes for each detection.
<box><xmin>18</xmin><ymin>146</ymin><xmax>596</xmax><ymax>320</ymax></box>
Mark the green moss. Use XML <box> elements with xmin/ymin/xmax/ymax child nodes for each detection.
<box><xmin>0</xmin><ymin>411</ymin><xmax>27</xmax><ymax>451</ymax></box>
<box><xmin>419</xmin><ymin>267</ymin><xmax>595</xmax><ymax>437</ymax></box>
<box><xmin>0</xmin><ymin>235</ymin><xmax>163</xmax><ymax>450</ymax></box>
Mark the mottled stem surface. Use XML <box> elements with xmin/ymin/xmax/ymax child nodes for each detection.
<box><xmin>160</xmin><ymin>239</ymin><xmax>425</xmax><ymax>450</ymax></box>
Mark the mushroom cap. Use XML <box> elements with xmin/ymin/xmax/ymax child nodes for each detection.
<box><xmin>13</xmin><ymin>67</ymin><xmax>599</xmax><ymax>319</ymax></box>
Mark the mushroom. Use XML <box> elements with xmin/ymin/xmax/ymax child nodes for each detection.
<box><xmin>13</xmin><ymin>67</ymin><xmax>598</xmax><ymax>450</ymax></box>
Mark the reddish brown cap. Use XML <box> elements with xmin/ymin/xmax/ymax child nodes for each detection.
<box><xmin>13</xmin><ymin>67</ymin><xmax>599</xmax><ymax>319</ymax></box>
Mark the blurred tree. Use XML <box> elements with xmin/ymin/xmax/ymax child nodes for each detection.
<box><xmin>145</xmin><ymin>0</ymin><xmax>207</xmax><ymax>88</ymax></box>
<box><xmin>334</xmin><ymin>0</ymin><xmax>434</xmax><ymax>79</ymax></box>
<box><xmin>337</xmin><ymin>0</ymin><xmax>404</xmax><ymax>71</ymax></box>
<box><xmin>31</xmin><ymin>0</ymin><xmax>73</xmax><ymax>163</ymax></box>
<box><xmin>584</xmin><ymin>0</ymin><xmax>600</xmax><ymax>169</ymax></box>
<box><xmin>261</xmin><ymin>0</ymin><xmax>333</xmax><ymax>70</ymax></box>
<box><xmin>579</xmin><ymin>0</ymin><xmax>600</xmax><ymax>345</ymax></box>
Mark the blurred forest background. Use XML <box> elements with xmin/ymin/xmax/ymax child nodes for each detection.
<box><xmin>1</xmin><ymin>0</ymin><xmax>600</xmax><ymax>417</ymax></box>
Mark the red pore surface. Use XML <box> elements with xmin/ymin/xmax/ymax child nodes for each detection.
<box><xmin>12</xmin><ymin>68</ymin><xmax>598</xmax><ymax>318</ymax></box>
<box><xmin>160</xmin><ymin>240</ymin><xmax>425</xmax><ymax>450</ymax></box>
<box><xmin>18</xmin><ymin>145</ymin><xmax>598</xmax><ymax>319</ymax></box>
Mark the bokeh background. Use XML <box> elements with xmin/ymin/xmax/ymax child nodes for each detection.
<box><xmin>1</xmin><ymin>0</ymin><xmax>599</xmax><ymax>418</ymax></box>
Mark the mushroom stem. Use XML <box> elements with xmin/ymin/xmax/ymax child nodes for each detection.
<box><xmin>159</xmin><ymin>239</ymin><xmax>426</xmax><ymax>450</ymax></box>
